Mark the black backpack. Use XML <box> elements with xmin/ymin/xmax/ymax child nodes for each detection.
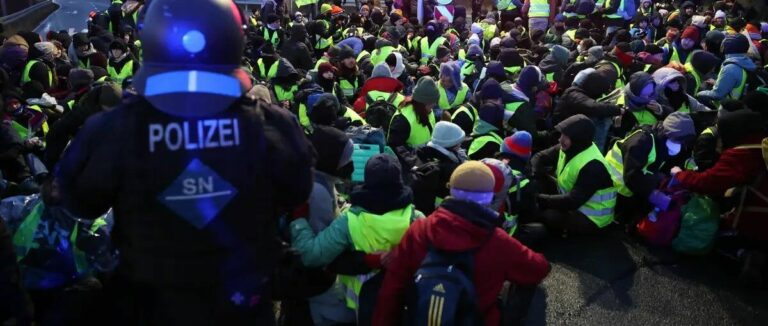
<box><xmin>406</xmin><ymin>242</ymin><xmax>486</xmax><ymax>326</ymax></box>
<box><xmin>364</xmin><ymin>92</ymin><xmax>399</xmax><ymax>130</ymax></box>
<box><xmin>410</xmin><ymin>159</ymin><xmax>443</xmax><ymax>214</ymax></box>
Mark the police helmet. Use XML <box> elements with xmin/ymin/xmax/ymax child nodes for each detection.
<box><xmin>133</xmin><ymin>0</ymin><xmax>251</xmax><ymax>117</ymax></box>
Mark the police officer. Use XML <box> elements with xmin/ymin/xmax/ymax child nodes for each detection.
<box><xmin>56</xmin><ymin>0</ymin><xmax>313</xmax><ymax>324</ymax></box>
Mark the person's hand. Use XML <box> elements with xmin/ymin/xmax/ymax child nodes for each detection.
<box><xmin>647</xmin><ymin>100</ymin><xmax>663</xmax><ymax>115</ymax></box>
<box><xmin>23</xmin><ymin>137</ymin><xmax>42</xmax><ymax>149</ymax></box>
<box><xmin>670</xmin><ymin>166</ymin><xmax>683</xmax><ymax>176</ymax></box>
<box><xmin>281</xmin><ymin>100</ymin><xmax>291</xmax><ymax>109</ymax></box>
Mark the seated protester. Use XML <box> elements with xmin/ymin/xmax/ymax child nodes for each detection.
<box><xmin>652</xmin><ymin>67</ymin><xmax>711</xmax><ymax>113</ymax></box>
<box><xmin>605</xmin><ymin>112</ymin><xmax>696</xmax><ymax>220</ymax></box>
<box><xmin>300</xmin><ymin>124</ymin><xmax>356</xmax><ymax>325</ymax></box>
<box><xmin>497</xmin><ymin>131</ymin><xmax>539</xmax><ymax>236</ymax></box>
<box><xmin>353</xmin><ymin>63</ymin><xmax>405</xmax><ymax>115</ymax></box>
<box><xmin>336</xmin><ymin>46</ymin><xmax>366</xmax><ymax>105</ymax></box>
<box><xmin>425</xmin><ymin>46</ymin><xmax>452</xmax><ymax>77</ymax></box>
<box><xmin>269</xmin><ymin>59</ymin><xmax>301</xmax><ymax>110</ymax></box>
<box><xmin>290</xmin><ymin>154</ymin><xmax>423</xmax><ymax>315</ymax></box>
<box><xmin>385</xmin><ymin>52</ymin><xmax>413</xmax><ymax>96</ymax></box>
<box><xmin>370</xmin><ymin>39</ymin><xmax>397</xmax><ymax>68</ymax></box>
<box><xmin>532</xmin><ymin>115</ymin><xmax>617</xmax><ymax>235</ymax></box>
<box><xmin>555</xmin><ymin>68</ymin><xmax>621</xmax><ymax>150</ymax></box>
<box><xmin>22</xmin><ymin>42</ymin><xmax>57</xmax><ymax>90</ymax></box>
<box><xmin>316</xmin><ymin>62</ymin><xmax>349</xmax><ymax>107</ymax></box>
<box><xmin>0</xmin><ymin>119</ymin><xmax>38</xmax><ymax>195</ymax></box>
<box><xmin>44</xmin><ymin>82</ymin><xmax>121</xmax><ymax>169</ymax></box>
<box><xmin>539</xmin><ymin>45</ymin><xmax>570</xmax><ymax>87</ymax></box>
<box><xmin>467</xmin><ymin>103</ymin><xmax>506</xmax><ymax>160</ymax></box>
<box><xmin>687</xmin><ymin>99</ymin><xmax>745</xmax><ymax>174</ymax></box>
<box><xmin>683</xmin><ymin>50</ymin><xmax>721</xmax><ymax>95</ymax></box>
<box><xmin>387</xmin><ymin>77</ymin><xmax>438</xmax><ymax>166</ymax></box>
<box><xmin>255</xmin><ymin>43</ymin><xmax>282</xmax><ymax>82</ymax></box>
<box><xmin>280</xmin><ymin>23</ymin><xmax>314</xmax><ymax>73</ymax></box>
<box><xmin>711</xmin><ymin>10</ymin><xmax>727</xmax><ymax>32</ymax></box>
<box><xmin>595</xmin><ymin>42</ymin><xmax>635</xmax><ymax>91</ymax></box>
<box><xmin>612</xmin><ymin>71</ymin><xmax>668</xmax><ymax>138</ymax></box>
<box><xmin>697</xmin><ymin>34</ymin><xmax>755</xmax><ymax>103</ymax></box>
<box><xmin>260</xmin><ymin>14</ymin><xmax>284</xmax><ymax>49</ymax></box>
<box><xmin>60</xmin><ymin>68</ymin><xmax>94</xmax><ymax>112</ymax></box>
<box><xmin>413</xmin><ymin>21</ymin><xmax>449</xmax><ymax>66</ymax></box>
<box><xmin>670</xmin><ymin>109</ymin><xmax>768</xmax><ymax>283</ymax></box>
<box><xmin>311</xmin><ymin>92</ymin><xmax>364</xmax><ymax>130</ymax></box>
<box><xmin>413</xmin><ymin>121</ymin><xmax>467</xmax><ymax>215</ymax></box>
<box><xmin>372</xmin><ymin>161</ymin><xmax>550</xmax><ymax>326</ymax></box>
<box><xmin>497</xmin><ymin>48</ymin><xmax>526</xmax><ymax>80</ymax></box>
<box><xmin>452</xmin><ymin>79</ymin><xmax>507</xmax><ymax>137</ymax></box>
<box><xmin>2</xmin><ymin>88</ymin><xmax>48</xmax><ymax>141</ymax></box>
<box><xmin>435</xmin><ymin>62</ymin><xmax>469</xmax><ymax>118</ymax></box>
<box><xmin>502</xmin><ymin>66</ymin><xmax>545</xmax><ymax>142</ymax></box>
<box><xmin>561</xmin><ymin>44</ymin><xmax>604</xmax><ymax>89</ymax></box>
<box><xmin>461</xmin><ymin>44</ymin><xmax>486</xmax><ymax>92</ymax></box>
<box><xmin>106</xmin><ymin>39</ymin><xmax>139</xmax><ymax>85</ymax></box>
<box><xmin>664</xmin><ymin>26</ymin><xmax>700</xmax><ymax>65</ymax></box>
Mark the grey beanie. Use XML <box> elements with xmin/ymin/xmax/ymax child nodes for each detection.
<box><xmin>371</xmin><ymin>63</ymin><xmax>392</xmax><ymax>78</ymax></box>
<box><xmin>662</xmin><ymin>111</ymin><xmax>695</xmax><ymax>141</ymax></box>
<box><xmin>412</xmin><ymin>76</ymin><xmax>440</xmax><ymax>104</ymax></box>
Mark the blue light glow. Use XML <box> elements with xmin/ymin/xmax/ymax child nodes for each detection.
<box><xmin>182</xmin><ymin>30</ymin><xmax>206</xmax><ymax>54</ymax></box>
<box><xmin>145</xmin><ymin>71</ymin><xmax>241</xmax><ymax>97</ymax></box>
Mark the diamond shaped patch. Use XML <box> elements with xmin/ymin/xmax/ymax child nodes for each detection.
<box><xmin>158</xmin><ymin>159</ymin><xmax>237</xmax><ymax>229</ymax></box>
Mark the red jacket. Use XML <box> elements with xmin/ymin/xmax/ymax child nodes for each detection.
<box><xmin>675</xmin><ymin>135</ymin><xmax>768</xmax><ymax>241</ymax></box>
<box><xmin>372</xmin><ymin>200</ymin><xmax>550</xmax><ymax>326</ymax></box>
<box><xmin>353</xmin><ymin>77</ymin><xmax>404</xmax><ymax>113</ymax></box>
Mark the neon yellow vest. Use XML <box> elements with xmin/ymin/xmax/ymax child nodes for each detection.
<box><xmin>529</xmin><ymin>0</ymin><xmax>551</xmax><ymax>18</ymax></box>
<box><xmin>451</xmin><ymin>103</ymin><xmax>478</xmax><ymax>128</ymax></box>
<box><xmin>605</xmin><ymin>129</ymin><xmax>657</xmax><ymax>197</ymax></box>
<box><xmin>437</xmin><ymin>83</ymin><xmax>469</xmax><ymax>111</ymax></box>
<box><xmin>107</xmin><ymin>59</ymin><xmax>134</xmax><ymax>84</ymax></box>
<box><xmin>21</xmin><ymin>60</ymin><xmax>52</xmax><ymax>87</ymax></box>
<box><xmin>263</xmin><ymin>28</ymin><xmax>280</xmax><ymax>47</ymax></box>
<box><xmin>257</xmin><ymin>58</ymin><xmax>279</xmax><ymax>80</ymax></box>
<box><xmin>390</xmin><ymin>104</ymin><xmax>435</xmax><ymax>147</ymax></box>
<box><xmin>684</xmin><ymin>62</ymin><xmax>702</xmax><ymax>94</ymax></box>
<box><xmin>468</xmin><ymin>132</ymin><xmax>502</xmax><ymax>157</ymax></box>
<box><xmin>419</xmin><ymin>36</ymin><xmax>447</xmax><ymax>64</ymax></box>
<box><xmin>370</xmin><ymin>46</ymin><xmax>395</xmax><ymax>66</ymax></box>
<box><xmin>556</xmin><ymin>143</ymin><xmax>617</xmax><ymax>227</ymax></box>
<box><xmin>274</xmin><ymin>84</ymin><xmax>298</xmax><ymax>102</ymax></box>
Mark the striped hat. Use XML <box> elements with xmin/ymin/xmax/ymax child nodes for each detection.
<box><xmin>501</xmin><ymin>131</ymin><xmax>533</xmax><ymax>160</ymax></box>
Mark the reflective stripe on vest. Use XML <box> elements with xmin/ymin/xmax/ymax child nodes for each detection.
<box><xmin>263</xmin><ymin>28</ymin><xmax>280</xmax><ymax>47</ymax></box>
<box><xmin>370</xmin><ymin>46</ymin><xmax>394</xmax><ymax>66</ymax></box>
<box><xmin>257</xmin><ymin>59</ymin><xmax>278</xmax><ymax>80</ymax></box>
<box><xmin>497</xmin><ymin>0</ymin><xmax>517</xmax><ymax>11</ymax></box>
<box><xmin>21</xmin><ymin>60</ymin><xmax>52</xmax><ymax>86</ymax></box>
<box><xmin>274</xmin><ymin>84</ymin><xmax>298</xmax><ymax>102</ymax></box>
<box><xmin>437</xmin><ymin>84</ymin><xmax>469</xmax><ymax>111</ymax></box>
<box><xmin>356</xmin><ymin>50</ymin><xmax>370</xmax><ymax>63</ymax></box>
<box><xmin>727</xmin><ymin>67</ymin><xmax>748</xmax><ymax>100</ymax></box>
<box><xmin>529</xmin><ymin>0</ymin><xmax>550</xmax><ymax>18</ymax></box>
<box><xmin>604</xmin><ymin>130</ymin><xmax>656</xmax><ymax>197</ymax></box>
<box><xmin>565</xmin><ymin>29</ymin><xmax>577</xmax><ymax>41</ymax></box>
<box><xmin>468</xmin><ymin>132</ymin><xmax>503</xmax><ymax>157</ymax></box>
<box><xmin>107</xmin><ymin>59</ymin><xmax>134</xmax><ymax>83</ymax></box>
<box><xmin>616</xmin><ymin>94</ymin><xmax>658</xmax><ymax>126</ymax></box>
<box><xmin>451</xmin><ymin>104</ymin><xmax>478</xmax><ymax>128</ymax></box>
<box><xmin>684</xmin><ymin>62</ymin><xmax>702</xmax><ymax>94</ymax></box>
<box><xmin>315</xmin><ymin>57</ymin><xmax>329</xmax><ymax>70</ymax></box>
<box><xmin>420</xmin><ymin>37</ymin><xmax>446</xmax><ymax>64</ymax></box>
<box><xmin>339</xmin><ymin>78</ymin><xmax>359</xmax><ymax>98</ymax></box>
<box><xmin>389</xmin><ymin>104</ymin><xmax>435</xmax><ymax>147</ymax></box>
<box><xmin>339</xmin><ymin>205</ymin><xmax>413</xmax><ymax>309</ymax></box>
<box><xmin>557</xmin><ymin>143</ymin><xmax>617</xmax><ymax>227</ymax></box>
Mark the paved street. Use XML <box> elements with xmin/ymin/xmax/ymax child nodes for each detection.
<box><xmin>34</xmin><ymin>0</ymin><xmax>108</xmax><ymax>34</ymax></box>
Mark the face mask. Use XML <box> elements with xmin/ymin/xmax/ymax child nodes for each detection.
<box><xmin>666</xmin><ymin>139</ymin><xmax>682</xmax><ymax>156</ymax></box>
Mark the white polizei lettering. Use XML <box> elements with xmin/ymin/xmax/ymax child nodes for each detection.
<box><xmin>183</xmin><ymin>121</ymin><xmax>198</xmax><ymax>150</ymax></box>
<box><xmin>182</xmin><ymin>178</ymin><xmax>197</xmax><ymax>195</ymax></box>
<box><xmin>148</xmin><ymin>124</ymin><xmax>163</xmax><ymax>152</ymax></box>
<box><xmin>233</xmin><ymin>118</ymin><xmax>240</xmax><ymax>145</ymax></box>
<box><xmin>204</xmin><ymin>119</ymin><xmax>219</xmax><ymax>148</ymax></box>
<box><xmin>147</xmin><ymin>118</ymin><xmax>241</xmax><ymax>152</ymax></box>
<box><xmin>165</xmin><ymin>123</ymin><xmax>183</xmax><ymax>151</ymax></box>
<box><xmin>219</xmin><ymin>119</ymin><xmax>233</xmax><ymax>147</ymax></box>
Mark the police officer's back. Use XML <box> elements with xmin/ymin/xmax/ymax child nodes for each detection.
<box><xmin>55</xmin><ymin>0</ymin><xmax>313</xmax><ymax>324</ymax></box>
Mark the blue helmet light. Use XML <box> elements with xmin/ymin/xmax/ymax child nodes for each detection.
<box><xmin>182</xmin><ymin>30</ymin><xmax>206</xmax><ymax>54</ymax></box>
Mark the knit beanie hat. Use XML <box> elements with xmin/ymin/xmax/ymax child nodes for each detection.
<box><xmin>468</xmin><ymin>34</ymin><xmax>481</xmax><ymax>47</ymax></box>
<box><xmin>587</xmin><ymin>45</ymin><xmax>604</xmax><ymax>61</ymax></box>
<box><xmin>662</xmin><ymin>111</ymin><xmax>695</xmax><ymax>142</ymax></box>
<box><xmin>689</xmin><ymin>50</ymin><xmax>720</xmax><ymax>74</ymax></box>
<box><xmin>714</xmin><ymin>10</ymin><xmax>726</xmax><ymax>20</ymax></box>
<box><xmin>629</xmin><ymin>40</ymin><xmax>646</xmax><ymax>54</ymax></box>
<box><xmin>550</xmin><ymin>45</ymin><xmax>569</xmax><ymax>67</ymax></box>
<box><xmin>478</xmin><ymin>78</ymin><xmax>504</xmax><ymax>101</ymax></box>
<box><xmin>573</xmin><ymin>67</ymin><xmax>595</xmax><ymax>87</ymax></box>
<box><xmin>109</xmin><ymin>39</ymin><xmax>128</xmax><ymax>52</ymax></box>
<box><xmin>310</xmin><ymin>125</ymin><xmax>354</xmax><ymax>177</ymax></box>
<box><xmin>449</xmin><ymin>161</ymin><xmax>496</xmax><ymax>205</ymax></box>
<box><xmin>431</xmin><ymin>121</ymin><xmax>466</xmax><ymax>148</ymax></box>
<box><xmin>310</xmin><ymin>93</ymin><xmax>341</xmax><ymax>125</ymax></box>
<box><xmin>721</xmin><ymin>34</ymin><xmax>750</xmax><ymax>55</ymax></box>
<box><xmin>320</xmin><ymin>3</ymin><xmax>332</xmax><ymax>14</ymax></box>
<box><xmin>68</xmin><ymin>68</ymin><xmax>94</xmax><ymax>89</ymax></box>
<box><xmin>516</xmin><ymin>66</ymin><xmax>543</xmax><ymax>94</ymax></box>
<box><xmin>412</xmin><ymin>76</ymin><xmax>440</xmax><ymax>104</ymax></box>
<box><xmin>497</xmin><ymin>48</ymin><xmax>524</xmax><ymax>68</ymax></box>
<box><xmin>467</xmin><ymin>44</ymin><xmax>483</xmax><ymax>60</ymax></box>
<box><xmin>318</xmin><ymin>62</ymin><xmax>337</xmax><ymax>76</ymax></box>
<box><xmin>338</xmin><ymin>45</ymin><xmax>355</xmax><ymax>61</ymax></box>
<box><xmin>97</xmin><ymin>82</ymin><xmax>123</xmax><ymax>109</ymax></box>
<box><xmin>501</xmin><ymin>131</ymin><xmax>533</xmax><ymax>160</ymax></box>
<box><xmin>471</xmin><ymin>23</ymin><xmax>483</xmax><ymax>35</ymax></box>
<box><xmin>4</xmin><ymin>35</ymin><xmax>29</xmax><ymax>50</ymax></box>
<box><xmin>371</xmin><ymin>63</ymin><xmax>392</xmax><ymax>78</ymax></box>
<box><xmin>477</xmin><ymin>102</ymin><xmax>505</xmax><ymax>128</ymax></box>
<box><xmin>644</xmin><ymin>44</ymin><xmax>663</xmax><ymax>55</ymax></box>
<box><xmin>486</xmin><ymin>61</ymin><xmax>505</xmax><ymax>79</ymax></box>
<box><xmin>681</xmin><ymin>26</ymin><xmax>700</xmax><ymax>42</ymax></box>
<box><xmin>691</xmin><ymin>15</ymin><xmax>707</xmax><ymax>29</ymax></box>
<box><xmin>364</xmin><ymin>154</ymin><xmax>404</xmax><ymax>188</ymax></box>
<box><xmin>34</xmin><ymin>42</ymin><xmax>57</xmax><ymax>61</ymax></box>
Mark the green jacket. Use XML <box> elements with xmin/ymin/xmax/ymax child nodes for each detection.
<box><xmin>290</xmin><ymin>206</ymin><xmax>423</xmax><ymax>267</ymax></box>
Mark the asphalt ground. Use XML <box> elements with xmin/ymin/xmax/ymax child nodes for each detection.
<box><xmin>34</xmin><ymin>0</ymin><xmax>108</xmax><ymax>35</ymax></box>
<box><xmin>526</xmin><ymin>225</ymin><xmax>768</xmax><ymax>325</ymax></box>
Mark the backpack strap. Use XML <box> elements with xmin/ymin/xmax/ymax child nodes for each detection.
<box><xmin>386</xmin><ymin>92</ymin><xmax>398</xmax><ymax>104</ymax></box>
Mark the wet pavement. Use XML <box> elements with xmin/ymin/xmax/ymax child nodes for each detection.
<box><xmin>34</xmin><ymin>0</ymin><xmax>107</xmax><ymax>35</ymax></box>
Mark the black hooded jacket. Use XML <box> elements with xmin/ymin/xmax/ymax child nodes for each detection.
<box><xmin>531</xmin><ymin>115</ymin><xmax>614</xmax><ymax>210</ymax></box>
<box><xmin>280</xmin><ymin>24</ymin><xmax>314</xmax><ymax>72</ymax></box>
<box><xmin>554</xmin><ymin>72</ymin><xmax>621</xmax><ymax>124</ymax></box>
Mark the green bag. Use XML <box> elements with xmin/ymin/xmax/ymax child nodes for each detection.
<box><xmin>672</xmin><ymin>195</ymin><xmax>719</xmax><ymax>255</ymax></box>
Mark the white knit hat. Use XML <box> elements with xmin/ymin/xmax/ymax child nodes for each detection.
<box><xmin>430</xmin><ymin>121</ymin><xmax>466</xmax><ymax>148</ymax></box>
<box><xmin>715</xmin><ymin>10</ymin><xmax>726</xmax><ymax>20</ymax></box>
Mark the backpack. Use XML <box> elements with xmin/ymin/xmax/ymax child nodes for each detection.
<box><xmin>364</xmin><ymin>92</ymin><xmax>399</xmax><ymax>130</ymax></box>
<box><xmin>410</xmin><ymin>159</ymin><xmax>443</xmax><ymax>214</ymax></box>
<box><xmin>636</xmin><ymin>190</ymin><xmax>688</xmax><ymax>246</ymax></box>
<box><xmin>672</xmin><ymin>194</ymin><xmax>719</xmax><ymax>255</ymax></box>
<box><xmin>406</xmin><ymin>242</ymin><xmax>486</xmax><ymax>326</ymax></box>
